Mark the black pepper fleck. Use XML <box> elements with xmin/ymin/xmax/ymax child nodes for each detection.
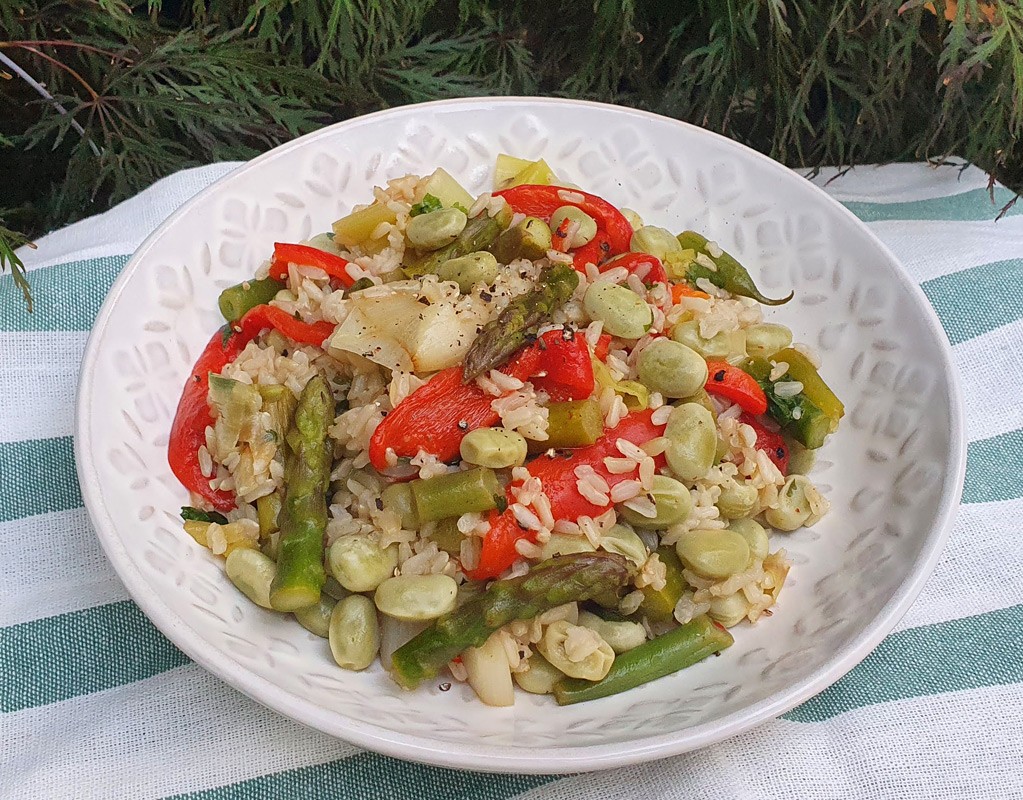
<box><xmin>457</xmin><ymin>420</ymin><xmax>469</xmax><ymax>430</ymax></box>
<box><xmin>713</xmin><ymin>370</ymin><xmax>726</xmax><ymax>382</ymax></box>
<box><xmin>375</xmin><ymin>498</ymin><xmax>384</xmax><ymax>510</ymax></box>
<box><xmin>438</xmin><ymin>682</ymin><xmax>452</xmax><ymax>692</ymax></box>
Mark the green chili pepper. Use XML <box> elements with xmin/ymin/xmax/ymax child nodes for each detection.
<box><xmin>676</xmin><ymin>231</ymin><xmax>793</xmax><ymax>306</ymax></box>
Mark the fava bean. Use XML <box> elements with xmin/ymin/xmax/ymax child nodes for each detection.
<box><xmin>550</xmin><ymin>205</ymin><xmax>598</xmax><ymax>248</ymax></box>
<box><xmin>708</xmin><ymin>591</ymin><xmax>751</xmax><ymax>628</ymax></box>
<box><xmin>225</xmin><ymin>548</ymin><xmax>276</xmax><ymax>609</ymax></box>
<box><xmin>294</xmin><ymin>594</ymin><xmax>337</xmax><ymax>638</ymax></box>
<box><xmin>538</xmin><ymin>620</ymin><xmax>615</xmax><ymax>681</ymax></box>
<box><xmin>514</xmin><ymin>653</ymin><xmax>565</xmax><ymax>695</ymax></box>
<box><xmin>630</xmin><ymin>226</ymin><xmax>684</xmax><ymax>260</ymax></box>
<box><xmin>664</xmin><ymin>403</ymin><xmax>716</xmax><ymax>481</ymax></box>
<box><xmin>716</xmin><ymin>477</ymin><xmax>759</xmax><ymax>519</ymax></box>
<box><xmin>374</xmin><ymin>574</ymin><xmax>458</xmax><ymax>621</ymax></box>
<box><xmin>380</xmin><ymin>482</ymin><xmax>418</xmax><ymax>530</ymax></box>
<box><xmin>619</xmin><ymin>475</ymin><xmax>693</xmax><ymax>529</ymax></box>
<box><xmin>728</xmin><ymin>518</ymin><xmax>769</xmax><ymax>561</ymax></box>
<box><xmin>406</xmin><ymin>207</ymin><xmax>467</xmax><ymax>250</ymax></box>
<box><xmin>744</xmin><ymin>322</ymin><xmax>794</xmax><ymax>360</ymax></box>
<box><xmin>329</xmin><ymin>595</ymin><xmax>380</xmax><ymax>671</ymax></box>
<box><xmin>786</xmin><ymin>442</ymin><xmax>817</xmax><ymax>475</ymax></box>
<box><xmin>620</xmin><ymin>208</ymin><xmax>644</xmax><ymax>231</ymax></box>
<box><xmin>598</xmin><ymin>523</ymin><xmax>648</xmax><ymax>567</ymax></box>
<box><xmin>671</xmin><ymin>320</ymin><xmax>746</xmax><ymax>361</ymax></box>
<box><xmin>764</xmin><ymin>474</ymin><xmax>815</xmax><ymax>531</ymax></box>
<box><xmin>437</xmin><ymin>251</ymin><xmax>499</xmax><ymax>292</ymax></box>
<box><xmin>459</xmin><ymin>427</ymin><xmax>528</xmax><ymax>469</ymax></box>
<box><xmin>577</xmin><ymin>610</ymin><xmax>647</xmax><ymax>653</ymax></box>
<box><xmin>675</xmin><ymin>529</ymin><xmax>751</xmax><ymax>580</ymax></box>
<box><xmin>540</xmin><ymin>533</ymin><xmax>597</xmax><ymax>561</ymax></box>
<box><xmin>637</xmin><ymin>339</ymin><xmax>708</xmax><ymax>398</ymax></box>
<box><xmin>329</xmin><ymin>535</ymin><xmax>399</xmax><ymax>593</ymax></box>
<box><xmin>583</xmin><ymin>282</ymin><xmax>652</xmax><ymax>339</ymax></box>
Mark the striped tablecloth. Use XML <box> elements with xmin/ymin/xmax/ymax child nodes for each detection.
<box><xmin>2</xmin><ymin>161</ymin><xmax>1021</xmax><ymax>799</ymax></box>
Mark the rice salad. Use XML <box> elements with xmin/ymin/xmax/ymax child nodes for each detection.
<box><xmin>168</xmin><ymin>155</ymin><xmax>844</xmax><ymax>706</ymax></box>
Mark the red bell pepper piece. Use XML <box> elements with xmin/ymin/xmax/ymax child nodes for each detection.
<box><xmin>369</xmin><ymin>329</ymin><xmax>592</xmax><ymax>469</ymax></box>
<box><xmin>671</xmin><ymin>282</ymin><xmax>711</xmax><ymax>302</ymax></box>
<box><xmin>551</xmin><ymin>215</ymin><xmax>573</xmax><ymax>253</ymax></box>
<box><xmin>740</xmin><ymin>413</ymin><xmax>789</xmax><ymax>475</ymax></box>
<box><xmin>467</xmin><ymin>409</ymin><xmax>667</xmax><ymax>580</ymax></box>
<box><xmin>530</xmin><ymin>329</ymin><xmax>594</xmax><ymax>402</ymax></box>
<box><xmin>602</xmin><ymin>252</ymin><xmax>668</xmax><ymax>285</ymax></box>
<box><xmin>705</xmin><ymin>360</ymin><xmax>768</xmax><ymax>416</ymax></box>
<box><xmin>168</xmin><ymin>304</ymin><xmax>336</xmax><ymax>509</ymax></box>
<box><xmin>593</xmin><ymin>333</ymin><xmax>612</xmax><ymax>361</ymax></box>
<box><xmin>494</xmin><ymin>185</ymin><xmax>633</xmax><ymax>257</ymax></box>
<box><xmin>270</xmin><ymin>242</ymin><xmax>356</xmax><ymax>287</ymax></box>
<box><xmin>571</xmin><ymin>230</ymin><xmax>615</xmax><ymax>270</ymax></box>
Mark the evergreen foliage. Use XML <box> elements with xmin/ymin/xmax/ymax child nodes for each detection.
<box><xmin>2</xmin><ymin>0</ymin><xmax>1022</xmax><ymax>305</ymax></box>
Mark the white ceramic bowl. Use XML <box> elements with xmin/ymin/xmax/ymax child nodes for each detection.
<box><xmin>75</xmin><ymin>98</ymin><xmax>965</xmax><ymax>773</ymax></box>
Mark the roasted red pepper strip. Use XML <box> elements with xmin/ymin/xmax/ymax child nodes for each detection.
<box><xmin>467</xmin><ymin>409</ymin><xmax>666</xmax><ymax>580</ymax></box>
<box><xmin>270</xmin><ymin>243</ymin><xmax>356</xmax><ymax>287</ymax></box>
<box><xmin>602</xmin><ymin>252</ymin><xmax>668</xmax><ymax>285</ymax></box>
<box><xmin>369</xmin><ymin>329</ymin><xmax>591</xmax><ymax>469</ymax></box>
<box><xmin>671</xmin><ymin>282</ymin><xmax>711</xmax><ymax>302</ymax></box>
<box><xmin>551</xmin><ymin>216</ymin><xmax>573</xmax><ymax>253</ymax></box>
<box><xmin>705</xmin><ymin>360</ymin><xmax>768</xmax><ymax>416</ymax></box>
<box><xmin>168</xmin><ymin>305</ymin><xmax>335</xmax><ymax>509</ymax></box>
<box><xmin>593</xmin><ymin>333</ymin><xmax>612</xmax><ymax>361</ymax></box>
<box><xmin>740</xmin><ymin>413</ymin><xmax>789</xmax><ymax>475</ymax></box>
<box><xmin>531</xmin><ymin>330</ymin><xmax>594</xmax><ymax>402</ymax></box>
<box><xmin>494</xmin><ymin>185</ymin><xmax>633</xmax><ymax>256</ymax></box>
<box><xmin>572</xmin><ymin>230</ymin><xmax>615</xmax><ymax>270</ymax></box>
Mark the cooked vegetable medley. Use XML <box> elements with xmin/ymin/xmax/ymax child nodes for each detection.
<box><xmin>169</xmin><ymin>155</ymin><xmax>842</xmax><ymax>706</ymax></box>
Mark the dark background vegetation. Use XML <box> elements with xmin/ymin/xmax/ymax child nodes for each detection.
<box><xmin>2</xmin><ymin>0</ymin><xmax>1022</xmax><ymax>305</ymax></box>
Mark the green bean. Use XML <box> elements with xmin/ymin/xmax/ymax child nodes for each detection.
<box><xmin>437</xmin><ymin>251</ymin><xmax>499</xmax><ymax>292</ymax></box>
<box><xmin>294</xmin><ymin>594</ymin><xmax>337</xmax><ymax>637</ymax></box>
<box><xmin>630</xmin><ymin>226</ymin><xmax>684</xmax><ymax>260</ymax></box>
<box><xmin>639</xmin><ymin>546</ymin><xmax>685</xmax><ymax>623</ymax></box>
<box><xmin>329</xmin><ymin>595</ymin><xmax>380</xmax><ymax>671</ymax></box>
<box><xmin>410</xmin><ymin>467</ymin><xmax>503</xmax><ymax>522</ymax></box>
<box><xmin>637</xmin><ymin>339</ymin><xmax>709</xmax><ymax>398</ymax></box>
<box><xmin>406</xmin><ymin>207</ymin><xmax>468</xmax><ymax>250</ymax></box>
<box><xmin>764</xmin><ymin>474</ymin><xmax>815</xmax><ymax>531</ymax></box>
<box><xmin>675</xmin><ymin>529</ymin><xmax>751</xmax><ymax>580</ymax></box>
<box><xmin>619</xmin><ymin>475</ymin><xmax>692</xmax><ymax>529</ymax></box>
<box><xmin>539</xmin><ymin>399</ymin><xmax>604</xmax><ymax>450</ymax></box>
<box><xmin>551</xmin><ymin>205</ymin><xmax>598</xmax><ymax>249</ymax></box>
<box><xmin>598</xmin><ymin>522</ymin><xmax>648</xmax><ymax>567</ymax></box>
<box><xmin>218</xmin><ymin>277</ymin><xmax>284</xmax><ymax>323</ymax></box>
<box><xmin>582</xmin><ymin>282</ymin><xmax>652</xmax><ymax>339</ymax></box>
<box><xmin>577</xmin><ymin>610</ymin><xmax>647</xmax><ymax>654</ymax></box>
<box><xmin>728</xmin><ymin>518</ymin><xmax>769</xmax><ymax>561</ymax></box>
<box><xmin>374</xmin><ymin>574</ymin><xmax>459</xmax><ymax>621</ymax></box>
<box><xmin>380</xmin><ymin>482</ymin><xmax>418</xmax><ymax>530</ymax></box>
<box><xmin>744</xmin><ymin>323</ymin><xmax>793</xmax><ymax>359</ymax></box>
<box><xmin>328</xmin><ymin>534</ymin><xmax>399</xmax><ymax>593</ymax></box>
<box><xmin>708</xmin><ymin>592</ymin><xmax>751</xmax><ymax>628</ymax></box>
<box><xmin>664</xmin><ymin>403</ymin><xmax>717</xmax><ymax>481</ymax></box>
<box><xmin>716</xmin><ymin>477</ymin><xmax>758</xmax><ymax>519</ymax></box>
<box><xmin>460</xmin><ymin>427</ymin><xmax>529</xmax><ymax>468</ymax></box>
<box><xmin>268</xmin><ymin>375</ymin><xmax>331</xmax><ymax>612</ymax></box>
<box><xmin>514</xmin><ymin>653</ymin><xmax>565</xmax><ymax>695</ymax></box>
<box><xmin>538</xmin><ymin>619</ymin><xmax>615</xmax><ymax>680</ymax></box>
<box><xmin>225</xmin><ymin>548</ymin><xmax>277</xmax><ymax>609</ymax></box>
<box><xmin>553</xmin><ymin>614</ymin><xmax>733</xmax><ymax>704</ymax></box>
<box><xmin>492</xmin><ymin>216</ymin><xmax>552</xmax><ymax>262</ymax></box>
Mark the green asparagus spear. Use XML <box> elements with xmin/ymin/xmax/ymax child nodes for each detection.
<box><xmin>553</xmin><ymin>614</ymin><xmax>733</xmax><ymax>705</ymax></box>
<box><xmin>461</xmin><ymin>263</ymin><xmax>580</xmax><ymax>381</ymax></box>
<box><xmin>218</xmin><ymin>277</ymin><xmax>284</xmax><ymax>322</ymax></box>
<box><xmin>740</xmin><ymin>357</ymin><xmax>831</xmax><ymax>449</ymax></box>
<box><xmin>676</xmin><ymin>231</ymin><xmax>792</xmax><ymax>306</ymax></box>
<box><xmin>269</xmin><ymin>375</ymin><xmax>331</xmax><ymax>612</ymax></box>
<box><xmin>390</xmin><ymin>552</ymin><xmax>632</xmax><ymax>689</ymax></box>
<box><xmin>403</xmin><ymin>205</ymin><xmax>513</xmax><ymax>278</ymax></box>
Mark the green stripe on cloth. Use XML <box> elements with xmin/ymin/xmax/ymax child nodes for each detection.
<box><xmin>963</xmin><ymin>428</ymin><xmax>1023</xmax><ymax>504</ymax></box>
<box><xmin>0</xmin><ymin>255</ymin><xmax>128</xmax><ymax>332</ymax></box>
<box><xmin>921</xmin><ymin>259</ymin><xmax>1023</xmax><ymax>345</ymax></box>
<box><xmin>165</xmin><ymin>751</ymin><xmax>557</xmax><ymax>800</ymax></box>
<box><xmin>0</xmin><ymin>600</ymin><xmax>188</xmax><ymax>713</ymax></box>
<box><xmin>785</xmin><ymin>603</ymin><xmax>1023</xmax><ymax>722</ymax></box>
<box><xmin>843</xmin><ymin>186</ymin><xmax>1022</xmax><ymax>222</ymax></box>
<box><xmin>0</xmin><ymin>436</ymin><xmax>80</xmax><ymax>522</ymax></box>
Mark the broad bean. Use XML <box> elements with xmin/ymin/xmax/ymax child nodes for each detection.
<box><xmin>675</xmin><ymin>529</ymin><xmax>751</xmax><ymax>580</ymax></box>
<box><xmin>716</xmin><ymin>477</ymin><xmax>759</xmax><ymax>519</ymax></box>
<box><xmin>436</xmin><ymin>251</ymin><xmax>499</xmax><ymax>292</ymax></box>
<box><xmin>744</xmin><ymin>323</ymin><xmax>793</xmax><ymax>359</ymax></box>
<box><xmin>294</xmin><ymin>595</ymin><xmax>337</xmax><ymax>638</ymax></box>
<box><xmin>764</xmin><ymin>475</ymin><xmax>815</xmax><ymax>531</ymax></box>
<box><xmin>538</xmin><ymin>620</ymin><xmax>615</xmax><ymax>681</ymax></box>
<box><xmin>577</xmin><ymin>610</ymin><xmax>647</xmax><ymax>654</ymax></box>
<box><xmin>582</xmin><ymin>282</ymin><xmax>652</xmax><ymax>339</ymax></box>
<box><xmin>329</xmin><ymin>535</ymin><xmax>399</xmax><ymax>593</ymax></box>
<box><xmin>664</xmin><ymin>403</ymin><xmax>716</xmax><ymax>481</ymax></box>
<box><xmin>374</xmin><ymin>574</ymin><xmax>458</xmax><ymax>621</ymax></box>
<box><xmin>406</xmin><ymin>207</ymin><xmax>467</xmax><ymax>250</ymax></box>
<box><xmin>459</xmin><ymin>427</ymin><xmax>528</xmax><ymax>469</ymax></box>
<box><xmin>619</xmin><ymin>475</ymin><xmax>692</xmax><ymax>529</ymax></box>
<box><xmin>630</xmin><ymin>226</ymin><xmax>684</xmax><ymax>260</ymax></box>
<box><xmin>637</xmin><ymin>339</ymin><xmax>708</xmax><ymax>398</ymax></box>
<box><xmin>514</xmin><ymin>653</ymin><xmax>565</xmax><ymax>695</ymax></box>
<box><xmin>224</xmin><ymin>548</ymin><xmax>276</xmax><ymax>609</ymax></box>
<box><xmin>550</xmin><ymin>205</ymin><xmax>598</xmax><ymax>248</ymax></box>
<box><xmin>329</xmin><ymin>595</ymin><xmax>380</xmax><ymax>670</ymax></box>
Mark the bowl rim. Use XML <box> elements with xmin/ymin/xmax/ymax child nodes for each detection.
<box><xmin>74</xmin><ymin>96</ymin><xmax>967</xmax><ymax>774</ymax></box>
